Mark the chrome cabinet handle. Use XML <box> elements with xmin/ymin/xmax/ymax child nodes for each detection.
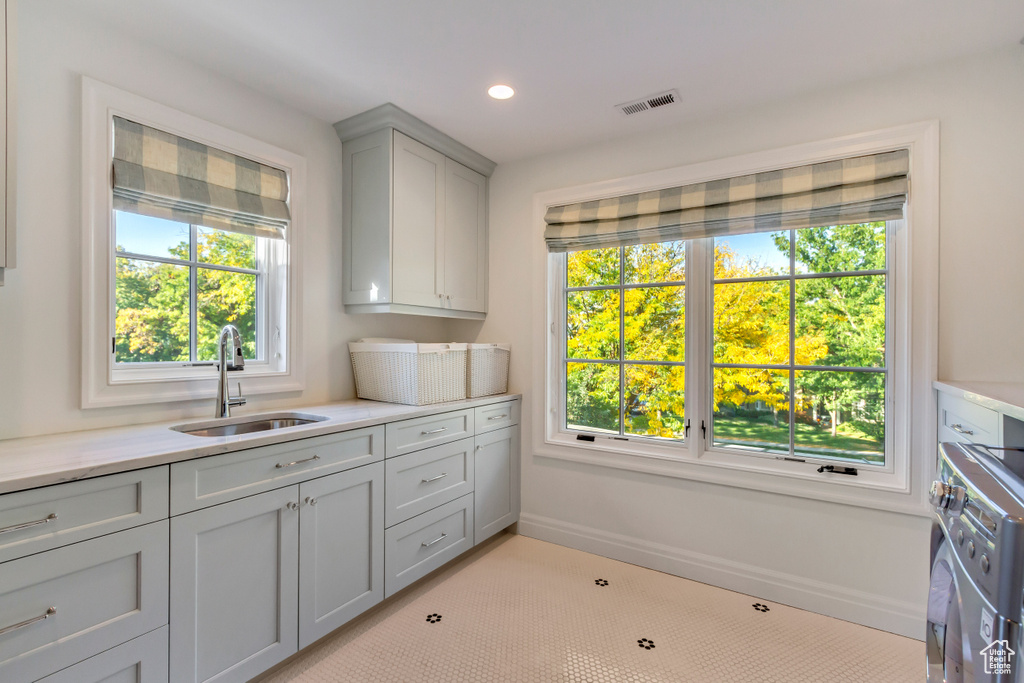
<box><xmin>421</xmin><ymin>473</ymin><xmax>448</xmax><ymax>484</ymax></box>
<box><xmin>421</xmin><ymin>427</ymin><xmax>448</xmax><ymax>436</ymax></box>
<box><xmin>276</xmin><ymin>454</ymin><xmax>321</xmax><ymax>469</ymax></box>
<box><xmin>0</xmin><ymin>513</ymin><xmax>57</xmax><ymax>535</ymax></box>
<box><xmin>0</xmin><ymin>607</ymin><xmax>56</xmax><ymax>637</ymax></box>
<box><xmin>421</xmin><ymin>532</ymin><xmax>447</xmax><ymax>548</ymax></box>
<box><xmin>285</xmin><ymin>501</ymin><xmax>300</xmax><ymax>511</ymax></box>
<box><xmin>950</xmin><ymin>423</ymin><xmax>975</xmax><ymax>436</ymax></box>
<box><xmin>487</xmin><ymin>414</ymin><xmax>508</xmax><ymax>421</ymax></box>
<box><xmin>305</xmin><ymin>496</ymin><xmax>317</xmax><ymax>506</ymax></box>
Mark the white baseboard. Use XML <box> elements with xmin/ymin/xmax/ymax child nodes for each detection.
<box><xmin>518</xmin><ymin>512</ymin><xmax>925</xmax><ymax>640</ymax></box>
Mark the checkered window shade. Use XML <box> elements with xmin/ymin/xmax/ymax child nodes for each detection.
<box><xmin>543</xmin><ymin>149</ymin><xmax>909</xmax><ymax>252</ymax></box>
<box><xmin>112</xmin><ymin>117</ymin><xmax>290</xmax><ymax>239</ymax></box>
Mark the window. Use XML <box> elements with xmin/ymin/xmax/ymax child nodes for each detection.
<box><xmin>82</xmin><ymin>78</ymin><xmax>305</xmax><ymax>407</ymax></box>
<box><xmin>542</xmin><ymin>124</ymin><xmax>939</xmax><ymax>507</ymax></box>
<box><xmin>561</xmin><ymin>222</ymin><xmax>889</xmax><ymax>468</ymax></box>
<box><xmin>114</xmin><ymin>212</ymin><xmax>266</xmax><ymax>365</ymax></box>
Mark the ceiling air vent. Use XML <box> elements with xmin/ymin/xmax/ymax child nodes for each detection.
<box><xmin>616</xmin><ymin>90</ymin><xmax>680</xmax><ymax>116</ymax></box>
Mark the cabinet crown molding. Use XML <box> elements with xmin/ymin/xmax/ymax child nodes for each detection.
<box><xmin>334</xmin><ymin>103</ymin><xmax>496</xmax><ymax>177</ymax></box>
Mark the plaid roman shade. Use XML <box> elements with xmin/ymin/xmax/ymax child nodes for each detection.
<box><xmin>544</xmin><ymin>150</ymin><xmax>909</xmax><ymax>252</ymax></box>
<box><xmin>112</xmin><ymin>117</ymin><xmax>290</xmax><ymax>239</ymax></box>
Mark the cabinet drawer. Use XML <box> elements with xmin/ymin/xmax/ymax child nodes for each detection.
<box><xmin>170</xmin><ymin>426</ymin><xmax>383</xmax><ymax>515</ymax></box>
<box><xmin>0</xmin><ymin>522</ymin><xmax>169</xmax><ymax>683</ymax></box>
<box><xmin>37</xmin><ymin>626</ymin><xmax>168</xmax><ymax>683</ymax></box>
<box><xmin>384</xmin><ymin>494</ymin><xmax>473</xmax><ymax>597</ymax></box>
<box><xmin>0</xmin><ymin>467</ymin><xmax>168</xmax><ymax>564</ymax></box>
<box><xmin>385</xmin><ymin>438</ymin><xmax>474</xmax><ymax>527</ymax></box>
<box><xmin>474</xmin><ymin>401</ymin><xmax>519</xmax><ymax>434</ymax></box>
<box><xmin>385</xmin><ymin>409</ymin><xmax>474</xmax><ymax>459</ymax></box>
<box><xmin>939</xmin><ymin>392</ymin><xmax>998</xmax><ymax>445</ymax></box>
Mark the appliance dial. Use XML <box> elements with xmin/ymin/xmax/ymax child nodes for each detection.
<box><xmin>930</xmin><ymin>481</ymin><xmax>968</xmax><ymax>514</ymax></box>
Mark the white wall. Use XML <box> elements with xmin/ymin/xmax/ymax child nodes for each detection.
<box><xmin>455</xmin><ymin>45</ymin><xmax>1024</xmax><ymax>638</ymax></box>
<box><xmin>0</xmin><ymin>2</ymin><xmax>449</xmax><ymax>440</ymax></box>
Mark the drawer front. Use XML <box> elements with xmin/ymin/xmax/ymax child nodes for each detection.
<box><xmin>474</xmin><ymin>401</ymin><xmax>520</xmax><ymax>434</ymax></box>
<box><xmin>385</xmin><ymin>409</ymin><xmax>474</xmax><ymax>458</ymax></box>
<box><xmin>384</xmin><ymin>494</ymin><xmax>473</xmax><ymax>597</ymax></box>
<box><xmin>938</xmin><ymin>392</ymin><xmax>998</xmax><ymax>445</ymax></box>
<box><xmin>0</xmin><ymin>522</ymin><xmax>169</xmax><ymax>683</ymax></box>
<box><xmin>170</xmin><ymin>426</ymin><xmax>383</xmax><ymax>515</ymax></box>
<box><xmin>38</xmin><ymin>626</ymin><xmax>168</xmax><ymax>683</ymax></box>
<box><xmin>0</xmin><ymin>467</ymin><xmax>169</xmax><ymax>564</ymax></box>
<box><xmin>385</xmin><ymin>438</ymin><xmax>474</xmax><ymax>528</ymax></box>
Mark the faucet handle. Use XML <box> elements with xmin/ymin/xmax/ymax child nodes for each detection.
<box><xmin>228</xmin><ymin>382</ymin><xmax>247</xmax><ymax>407</ymax></box>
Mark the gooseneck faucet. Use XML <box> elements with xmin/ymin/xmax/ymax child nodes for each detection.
<box><xmin>216</xmin><ymin>324</ymin><xmax>247</xmax><ymax>418</ymax></box>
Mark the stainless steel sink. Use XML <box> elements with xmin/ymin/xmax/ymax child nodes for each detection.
<box><xmin>171</xmin><ymin>412</ymin><xmax>329</xmax><ymax>437</ymax></box>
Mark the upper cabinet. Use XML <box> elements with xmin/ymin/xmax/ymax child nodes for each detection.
<box><xmin>0</xmin><ymin>0</ymin><xmax>15</xmax><ymax>286</ymax></box>
<box><xmin>335</xmin><ymin>104</ymin><xmax>494</xmax><ymax>319</ymax></box>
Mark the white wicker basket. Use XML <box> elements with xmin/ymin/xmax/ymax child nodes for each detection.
<box><xmin>466</xmin><ymin>343</ymin><xmax>511</xmax><ymax>398</ymax></box>
<box><xmin>349</xmin><ymin>339</ymin><xmax>468</xmax><ymax>405</ymax></box>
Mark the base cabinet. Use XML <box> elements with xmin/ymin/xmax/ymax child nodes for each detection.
<box><xmin>170</xmin><ymin>487</ymin><xmax>299</xmax><ymax>683</ymax></box>
<box><xmin>474</xmin><ymin>426</ymin><xmax>520</xmax><ymax>544</ymax></box>
<box><xmin>37</xmin><ymin>627</ymin><xmax>169</xmax><ymax>683</ymax></box>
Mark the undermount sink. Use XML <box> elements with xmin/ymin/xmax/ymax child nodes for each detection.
<box><xmin>171</xmin><ymin>412</ymin><xmax>329</xmax><ymax>437</ymax></box>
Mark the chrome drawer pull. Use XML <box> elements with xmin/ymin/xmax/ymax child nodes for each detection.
<box><xmin>0</xmin><ymin>513</ymin><xmax>58</xmax><ymax>535</ymax></box>
<box><xmin>276</xmin><ymin>454</ymin><xmax>321</xmax><ymax>469</ymax></box>
<box><xmin>487</xmin><ymin>414</ymin><xmax>509</xmax><ymax>421</ymax></box>
<box><xmin>421</xmin><ymin>472</ymin><xmax>448</xmax><ymax>484</ymax></box>
<box><xmin>951</xmin><ymin>423</ymin><xmax>975</xmax><ymax>436</ymax></box>
<box><xmin>0</xmin><ymin>607</ymin><xmax>56</xmax><ymax>637</ymax></box>
<box><xmin>421</xmin><ymin>532</ymin><xmax>448</xmax><ymax>548</ymax></box>
<box><xmin>421</xmin><ymin>427</ymin><xmax>448</xmax><ymax>436</ymax></box>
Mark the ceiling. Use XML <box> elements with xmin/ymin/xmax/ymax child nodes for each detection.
<box><xmin>72</xmin><ymin>0</ymin><xmax>1024</xmax><ymax>164</ymax></box>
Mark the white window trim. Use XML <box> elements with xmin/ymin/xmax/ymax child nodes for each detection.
<box><xmin>534</xmin><ymin>121</ymin><xmax>939</xmax><ymax>516</ymax></box>
<box><xmin>81</xmin><ymin>77</ymin><xmax>306</xmax><ymax>408</ymax></box>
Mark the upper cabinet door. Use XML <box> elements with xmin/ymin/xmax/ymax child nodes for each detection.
<box><xmin>342</xmin><ymin>129</ymin><xmax>393</xmax><ymax>306</ymax></box>
<box><xmin>392</xmin><ymin>131</ymin><xmax>445</xmax><ymax>308</ymax></box>
<box><xmin>444</xmin><ymin>159</ymin><xmax>487</xmax><ymax>313</ymax></box>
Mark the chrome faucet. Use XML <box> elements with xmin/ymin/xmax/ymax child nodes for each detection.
<box><xmin>216</xmin><ymin>324</ymin><xmax>246</xmax><ymax>418</ymax></box>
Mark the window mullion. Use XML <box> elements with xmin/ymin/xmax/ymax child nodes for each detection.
<box><xmin>789</xmin><ymin>230</ymin><xmax>796</xmax><ymax>456</ymax></box>
<box><xmin>189</xmin><ymin>224</ymin><xmax>198</xmax><ymax>363</ymax></box>
<box><xmin>618</xmin><ymin>246</ymin><xmax>626</xmax><ymax>437</ymax></box>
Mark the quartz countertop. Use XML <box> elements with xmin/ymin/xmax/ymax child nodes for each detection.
<box><xmin>0</xmin><ymin>394</ymin><xmax>521</xmax><ymax>495</ymax></box>
<box><xmin>934</xmin><ymin>381</ymin><xmax>1024</xmax><ymax>422</ymax></box>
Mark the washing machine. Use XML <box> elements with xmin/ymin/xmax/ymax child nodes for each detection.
<box><xmin>928</xmin><ymin>442</ymin><xmax>1024</xmax><ymax>682</ymax></box>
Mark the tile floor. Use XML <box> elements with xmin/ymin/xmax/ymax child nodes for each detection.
<box><xmin>258</xmin><ymin>534</ymin><xmax>923</xmax><ymax>682</ymax></box>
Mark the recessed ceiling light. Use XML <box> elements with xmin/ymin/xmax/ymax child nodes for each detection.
<box><xmin>488</xmin><ymin>84</ymin><xmax>515</xmax><ymax>100</ymax></box>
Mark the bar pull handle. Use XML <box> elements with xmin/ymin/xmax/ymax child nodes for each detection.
<box><xmin>950</xmin><ymin>423</ymin><xmax>975</xmax><ymax>436</ymax></box>
<box><xmin>0</xmin><ymin>513</ymin><xmax>58</xmax><ymax>536</ymax></box>
<box><xmin>421</xmin><ymin>533</ymin><xmax>448</xmax><ymax>548</ymax></box>
<box><xmin>421</xmin><ymin>473</ymin><xmax>448</xmax><ymax>484</ymax></box>
<box><xmin>487</xmin><ymin>414</ymin><xmax>508</xmax><ymax>421</ymax></box>
<box><xmin>276</xmin><ymin>454</ymin><xmax>321</xmax><ymax>469</ymax></box>
<box><xmin>421</xmin><ymin>427</ymin><xmax>448</xmax><ymax>436</ymax></box>
<box><xmin>0</xmin><ymin>607</ymin><xmax>57</xmax><ymax>637</ymax></box>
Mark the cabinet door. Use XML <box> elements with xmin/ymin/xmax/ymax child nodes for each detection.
<box><xmin>444</xmin><ymin>158</ymin><xmax>487</xmax><ymax>313</ymax></box>
<box><xmin>392</xmin><ymin>130</ymin><xmax>445</xmax><ymax>308</ymax></box>
<box><xmin>170</xmin><ymin>487</ymin><xmax>299</xmax><ymax>683</ymax></box>
<box><xmin>474</xmin><ymin>426</ymin><xmax>520</xmax><ymax>544</ymax></box>
<box><xmin>37</xmin><ymin>626</ymin><xmax>168</xmax><ymax>683</ymax></box>
<box><xmin>298</xmin><ymin>462</ymin><xmax>384</xmax><ymax>649</ymax></box>
<box><xmin>342</xmin><ymin>129</ymin><xmax>393</xmax><ymax>306</ymax></box>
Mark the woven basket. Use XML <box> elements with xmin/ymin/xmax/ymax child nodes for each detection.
<box><xmin>349</xmin><ymin>339</ymin><xmax>468</xmax><ymax>405</ymax></box>
<box><xmin>466</xmin><ymin>343</ymin><xmax>511</xmax><ymax>398</ymax></box>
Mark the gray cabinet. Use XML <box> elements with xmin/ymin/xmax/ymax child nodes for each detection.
<box><xmin>298</xmin><ymin>462</ymin><xmax>384</xmax><ymax>649</ymax></box>
<box><xmin>170</xmin><ymin>487</ymin><xmax>299</xmax><ymax>683</ymax></box>
<box><xmin>336</xmin><ymin>104</ymin><xmax>493</xmax><ymax>319</ymax></box>
<box><xmin>474</xmin><ymin>425</ymin><xmax>520</xmax><ymax>544</ymax></box>
<box><xmin>0</xmin><ymin>0</ymin><xmax>15</xmax><ymax>286</ymax></box>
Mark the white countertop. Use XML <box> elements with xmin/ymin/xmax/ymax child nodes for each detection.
<box><xmin>934</xmin><ymin>380</ymin><xmax>1024</xmax><ymax>422</ymax></box>
<box><xmin>0</xmin><ymin>394</ymin><xmax>521</xmax><ymax>495</ymax></box>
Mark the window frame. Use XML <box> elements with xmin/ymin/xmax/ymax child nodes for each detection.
<box><xmin>82</xmin><ymin>77</ymin><xmax>306</xmax><ymax>408</ymax></box>
<box><xmin>537</xmin><ymin>122</ymin><xmax>938</xmax><ymax>516</ymax></box>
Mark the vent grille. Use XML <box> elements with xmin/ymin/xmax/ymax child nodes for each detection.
<box><xmin>617</xmin><ymin>90</ymin><xmax>679</xmax><ymax>116</ymax></box>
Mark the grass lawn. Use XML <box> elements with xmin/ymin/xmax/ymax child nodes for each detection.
<box><xmin>714</xmin><ymin>415</ymin><xmax>883</xmax><ymax>462</ymax></box>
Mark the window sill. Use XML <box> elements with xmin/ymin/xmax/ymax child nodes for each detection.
<box><xmin>540</xmin><ymin>432</ymin><xmax>931</xmax><ymax>517</ymax></box>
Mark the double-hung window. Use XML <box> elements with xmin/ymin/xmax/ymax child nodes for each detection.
<box><xmin>545</xmin><ymin>141</ymin><xmax>924</xmax><ymax>495</ymax></box>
